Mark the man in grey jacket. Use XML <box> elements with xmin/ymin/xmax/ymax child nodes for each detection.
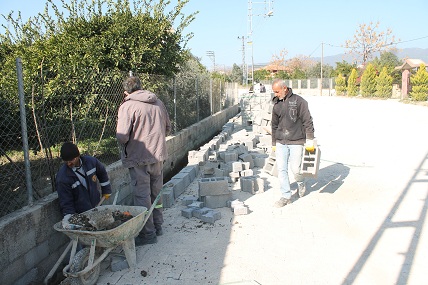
<box><xmin>116</xmin><ymin>76</ymin><xmax>171</xmax><ymax>245</ymax></box>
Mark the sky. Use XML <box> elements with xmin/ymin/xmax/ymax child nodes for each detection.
<box><xmin>1</xmin><ymin>0</ymin><xmax>428</xmax><ymax>69</ymax></box>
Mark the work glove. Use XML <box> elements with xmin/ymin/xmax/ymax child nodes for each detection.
<box><xmin>62</xmin><ymin>214</ymin><xmax>72</xmax><ymax>230</ymax></box>
<box><xmin>305</xmin><ymin>139</ymin><xmax>315</xmax><ymax>152</ymax></box>
<box><xmin>103</xmin><ymin>194</ymin><xmax>111</xmax><ymax>199</ymax></box>
<box><xmin>272</xmin><ymin>146</ymin><xmax>276</xmax><ymax>152</ymax></box>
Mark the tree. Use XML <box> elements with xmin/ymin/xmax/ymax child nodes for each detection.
<box><xmin>410</xmin><ymin>64</ymin><xmax>428</xmax><ymax>101</ymax></box>
<box><xmin>253</xmin><ymin>69</ymin><xmax>270</xmax><ymax>82</ymax></box>
<box><xmin>269</xmin><ymin>48</ymin><xmax>288</xmax><ymax>71</ymax></box>
<box><xmin>347</xmin><ymin>69</ymin><xmax>359</xmax><ymax>96</ymax></box>
<box><xmin>360</xmin><ymin>63</ymin><xmax>377</xmax><ymax>97</ymax></box>
<box><xmin>371</xmin><ymin>52</ymin><xmax>401</xmax><ymax>85</ymax></box>
<box><xmin>306</xmin><ymin>62</ymin><xmax>334</xmax><ymax>79</ymax></box>
<box><xmin>375</xmin><ymin>67</ymin><xmax>393</xmax><ymax>98</ymax></box>
<box><xmin>344</xmin><ymin>22</ymin><xmax>398</xmax><ymax>64</ymax></box>
<box><xmin>230</xmin><ymin>63</ymin><xmax>243</xmax><ymax>84</ymax></box>
<box><xmin>334</xmin><ymin>60</ymin><xmax>356</xmax><ymax>78</ymax></box>
<box><xmin>335</xmin><ymin>73</ymin><xmax>346</xmax><ymax>96</ymax></box>
<box><xmin>285</xmin><ymin>55</ymin><xmax>315</xmax><ymax>79</ymax></box>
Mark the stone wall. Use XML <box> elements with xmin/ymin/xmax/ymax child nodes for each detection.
<box><xmin>0</xmin><ymin>104</ymin><xmax>239</xmax><ymax>285</ymax></box>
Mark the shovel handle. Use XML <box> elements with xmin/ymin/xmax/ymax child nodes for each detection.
<box><xmin>96</xmin><ymin>196</ymin><xmax>106</xmax><ymax>207</ymax></box>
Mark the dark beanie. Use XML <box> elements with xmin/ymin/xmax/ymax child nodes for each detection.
<box><xmin>60</xmin><ymin>142</ymin><xmax>80</xmax><ymax>161</ymax></box>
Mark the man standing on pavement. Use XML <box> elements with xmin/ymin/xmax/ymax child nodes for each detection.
<box><xmin>56</xmin><ymin>142</ymin><xmax>112</xmax><ymax>222</ymax></box>
<box><xmin>271</xmin><ymin>78</ymin><xmax>315</xmax><ymax>207</ymax></box>
<box><xmin>116</xmin><ymin>76</ymin><xmax>171</xmax><ymax>246</ymax></box>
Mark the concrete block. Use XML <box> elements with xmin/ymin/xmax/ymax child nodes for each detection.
<box><xmin>188</xmin><ymin>201</ymin><xmax>204</xmax><ymax>208</ymax></box>
<box><xmin>242</xmin><ymin>139</ymin><xmax>254</xmax><ymax>150</ymax></box>
<box><xmin>201</xmin><ymin>210</ymin><xmax>222</xmax><ymax>224</ymax></box>
<box><xmin>202</xmin><ymin>192</ymin><xmax>232</xmax><ymax>208</ymax></box>
<box><xmin>232</xmin><ymin>161</ymin><xmax>243</xmax><ymax>172</ymax></box>
<box><xmin>164</xmin><ymin>177</ymin><xmax>186</xmax><ymax>199</ymax></box>
<box><xmin>181</xmin><ymin>208</ymin><xmax>196</xmax><ymax>219</ymax></box>
<box><xmin>242</xmin><ymin>161</ymin><xmax>251</xmax><ymax>170</ymax></box>
<box><xmin>181</xmin><ymin>165</ymin><xmax>198</xmax><ymax>182</ymax></box>
<box><xmin>240</xmin><ymin>176</ymin><xmax>256</xmax><ymax>193</ymax></box>
<box><xmin>214</xmin><ymin>168</ymin><xmax>225</xmax><ymax>177</ymax></box>
<box><xmin>263</xmin><ymin>153</ymin><xmax>278</xmax><ymax>177</ymax></box>
<box><xmin>161</xmin><ymin>187</ymin><xmax>174</xmax><ymax>208</ymax></box>
<box><xmin>229</xmin><ymin>171</ymin><xmax>240</xmax><ymax>182</ymax></box>
<box><xmin>229</xmin><ymin>199</ymin><xmax>244</xmax><ymax>210</ymax></box>
<box><xmin>240</xmin><ymin>169</ymin><xmax>254</xmax><ymax>177</ymax></box>
<box><xmin>172</xmin><ymin>171</ymin><xmax>191</xmax><ymax>189</ymax></box>
<box><xmin>239</xmin><ymin>153</ymin><xmax>254</xmax><ymax>168</ymax></box>
<box><xmin>254</xmin><ymin>155</ymin><xmax>268</xmax><ymax>168</ymax></box>
<box><xmin>256</xmin><ymin>178</ymin><xmax>265</xmax><ymax>193</ymax></box>
<box><xmin>192</xmin><ymin>207</ymin><xmax>211</xmax><ymax>219</ymax></box>
<box><xmin>181</xmin><ymin>195</ymin><xmax>198</xmax><ymax>206</ymax></box>
<box><xmin>198</xmin><ymin>177</ymin><xmax>229</xmax><ymax>197</ymax></box>
<box><xmin>234</xmin><ymin>205</ymin><xmax>249</xmax><ymax>215</ymax></box>
<box><xmin>224</xmin><ymin>152</ymin><xmax>238</xmax><ymax>163</ymax></box>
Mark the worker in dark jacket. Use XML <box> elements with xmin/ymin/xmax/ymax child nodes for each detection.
<box><xmin>271</xmin><ymin>79</ymin><xmax>315</xmax><ymax>207</ymax></box>
<box><xmin>56</xmin><ymin>142</ymin><xmax>112</xmax><ymax>217</ymax></box>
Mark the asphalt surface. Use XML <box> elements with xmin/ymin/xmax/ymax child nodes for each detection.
<box><xmin>94</xmin><ymin>95</ymin><xmax>428</xmax><ymax>285</ymax></box>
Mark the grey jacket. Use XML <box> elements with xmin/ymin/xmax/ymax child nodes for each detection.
<box><xmin>116</xmin><ymin>90</ymin><xmax>171</xmax><ymax>168</ymax></box>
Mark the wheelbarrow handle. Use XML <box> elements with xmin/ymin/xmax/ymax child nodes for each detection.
<box><xmin>143</xmin><ymin>189</ymin><xmax>163</xmax><ymax>226</ymax></box>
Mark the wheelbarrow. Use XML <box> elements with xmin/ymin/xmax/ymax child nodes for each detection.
<box><xmin>44</xmin><ymin>204</ymin><xmax>149</xmax><ymax>285</ymax></box>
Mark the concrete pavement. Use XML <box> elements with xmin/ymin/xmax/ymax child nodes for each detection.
<box><xmin>94</xmin><ymin>95</ymin><xmax>428</xmax><ymax>285</ymax></box>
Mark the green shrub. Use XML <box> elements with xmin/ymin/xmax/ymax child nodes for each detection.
<box><xmin>410</xmin><ymin>64</ymin><xmax>428</xmax><ymax>101</ymax></box>
<box><xmin>335</xmin><ymin>73</ymin><xmax>347</xmax><ymax>95</ymax></box>
<box><xmin>347</xmin><ymin>69</ymin><xmax>358</xmax><ymax>96</ymax></box>
<box><xmin>360</xmin><ymin>63</ymin><xmax>377</xmax><ymax>97</ymax></box>
<box><xmin>375</xmin><ymin>67</ymin><xmax>393</xmax><ymax>98</ymax></box>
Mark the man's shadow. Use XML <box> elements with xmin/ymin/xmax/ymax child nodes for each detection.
<box><xmin>305</xmin><ymin>162</ymin><xmax>350</xmax><ymax>194</ymax></box>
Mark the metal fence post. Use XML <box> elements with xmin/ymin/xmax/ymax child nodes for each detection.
<box><xmin>196</xmin><ymin>78</ymin><xmax>199</xmax><ymax>122</ymax></box>
<box><xmin>16</xmin><ymin>58</ymin><xmax>33</xmax><ymax>206</ymax></box>
<box><xmin>209</xmin><ymin>78</ymin><xmax>213</xmax><ymax>114</ymax></box>
<box><xmin>173</xmin><ymin>77</ymin><xmax>177</xmax><ymax>133</ymax></box>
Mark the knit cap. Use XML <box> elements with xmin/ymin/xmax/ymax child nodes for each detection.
<box><xmin>60</xmin><ymin>142</ymin><xmax>80</xmax><ymax>161</ymax></box>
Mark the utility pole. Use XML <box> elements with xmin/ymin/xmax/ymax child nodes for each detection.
<box><xmin>206</xmin><ymin>51</ymin><xmax>215</xmax><ymax>72</ymax></box>
<box><xmin>320</xmin><ymin>42</ymin><xmax>323</xmax><ymax>96</ymax></box>
<box><xmin>237</xmin><ymin>36</ymin><xmax>246</xmax><ymax>85</ymax></box>
<box><xmin>247</xmin><ymin>0</ymin><xmax>274</xmax><ymax>85</ymax></box>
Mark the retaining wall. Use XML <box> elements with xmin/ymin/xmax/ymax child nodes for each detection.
<box><xmin>0</xmin><ymin>104</ymin><xmax>239</xmax><ymax>285</ymax></box>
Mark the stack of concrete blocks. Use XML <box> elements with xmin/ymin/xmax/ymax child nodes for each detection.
<box><xmin>240</xmin><ymin>93</ymin><xmax>272</xmax><ymax>131</ymax></box>
<box><xmin>161</xmin><ymin>164</ymin><xmax>199</xmax><ymax>208</ymax></box>
<box><xmin>181</xmin><ymin>200</ymin><xmax>222</xmax><ymax>224</ymax></box>
<box><xmin>198</xmin><ymin>177</ymin><xmax>232</xmax><ymax>208</ymax></box>
<box><xmin>240</xmin><ymin>93</ymin><xmax>273</xmax><ymax>133</ymax></box>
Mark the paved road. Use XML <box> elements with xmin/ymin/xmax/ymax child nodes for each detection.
<box><xmin>96</xmin><ymin>95</ymin><xmax>428</xmax><ymax>285</ymax></box>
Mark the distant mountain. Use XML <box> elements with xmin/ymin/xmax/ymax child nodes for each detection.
<box><xmin>313</xmin><ymin>48</ymin><xmax>428</xmax><ymax>67</ymax></box>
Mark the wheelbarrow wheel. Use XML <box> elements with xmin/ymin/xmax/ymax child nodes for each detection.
<box><xmin>69</xmin><ymin>248</ymin><xmax>101</xmax><ymax>285</ymax></box>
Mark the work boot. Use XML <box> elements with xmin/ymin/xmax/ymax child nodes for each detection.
<box><xmin>298</xmin><ymin>183</ymin><xmax>306</xmax><ymax>198</ymax></box>
<box><xmin>274</xmin><ymin>197</ymin><xmax>291</xmax><ymax>208</ymax></box>
<box><xmin>155</xmin><ymin>226</ymin><xmax>163</xmax><ymax>236</ymax></box>
<box><xmin>135</xmin><ymin>234</ymin><xmax>157</xmax><ymax>246</ymax></box>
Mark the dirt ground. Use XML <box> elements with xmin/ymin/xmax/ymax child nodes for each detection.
<box><xmin>92</xmin><ymin>95</ymin><xmax>428</xmax><ymax>285</ymax></box>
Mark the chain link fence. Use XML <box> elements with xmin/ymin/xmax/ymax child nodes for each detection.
<box><xmin>0</xmin><ymin>60</ymin><xmax>238</xmax><ymax>218</ymax></box>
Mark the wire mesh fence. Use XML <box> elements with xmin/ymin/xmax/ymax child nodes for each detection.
<box><xmin>0</xmin><ymin>62</ymin><xmax>237</xmax><ymax>218</ymax></box>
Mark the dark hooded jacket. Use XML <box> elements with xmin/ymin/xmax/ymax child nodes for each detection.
<box><xmin>271</xmin><ymin>88</ymin><xmax>315</xmax><ymax>146</ymax></box>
